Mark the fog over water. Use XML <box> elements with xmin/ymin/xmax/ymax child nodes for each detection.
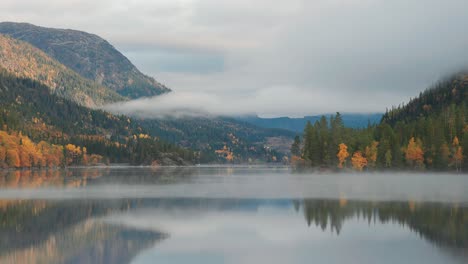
<box><xmin>0</xmin><ymin>167</ymin><xmax>467</xmax><ymax>203</ymax></box>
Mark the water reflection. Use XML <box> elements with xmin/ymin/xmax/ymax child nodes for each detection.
<box><xmin>0</xmin><ymin>167</ymin><xmax>200</xmax><ymax>189</ymax></box>
<box><xmin>300</xmin><ymin>199</ymin><xmax>468</xmax><ymax>249</ymax></box>
<box><xmin>0</xmin><ymin>197</ymin><xmax>466</xmax><ymax>264</ymax></box>
<box><xmin>0</xmin><ymin>167</ymin><xmax>467</xmax><ymax>263</ymax></box>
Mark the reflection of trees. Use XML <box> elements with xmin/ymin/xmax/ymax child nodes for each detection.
<box><xmin>301</xmin><ymin>199</ymin><xmax>468</xmax><ymax>249</ymax></box>
<box><xmin>0</xmin><ymin>166</ymin><xmax>199</xmax><ymax>189</ymax></box>
<box><xmin>0</xmin><ymin>170</ymin><xmax>92</xmax><ymax>189</ymax></box>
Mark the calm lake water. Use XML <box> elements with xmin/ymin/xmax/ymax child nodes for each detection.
<box><xmin>0</xmin><ymin>166</ymin><xmax>466</xmax><ymax>264</ymax></box>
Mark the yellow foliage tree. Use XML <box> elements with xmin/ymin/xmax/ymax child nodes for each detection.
<box><xmin>405</xmin><ymin>137</ymin><xmax>424</xmax><ymax>169</ymax></box>
<box><xmin>336</xmin><ymin>143</ymin><xmax>349</xmax><ymax>169</ymax></box>
<box><xmin>0</xmin><ymin>130</ymin><xmax>96</xmax><ymax>168</ymax></box>
<box><xmin>65</xmin><ymin>144</ymin><xmax>82</xmax><ymax>165</ymax></box>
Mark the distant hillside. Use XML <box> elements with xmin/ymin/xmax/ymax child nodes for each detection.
<box><xmin>0</xmin><ymin>33</ymin><xmax>124</xmax><ymax>107</ymax></box>
<box><xmin>237</xmin><ymin>113</ymin><xmax>382</xmax><ymax>132</ymax></box>
<box><xmin>0</xmin><ymin>22</ymin><xmax>170</xmax><ymax>99</ymax></box>
<box><xmin>140</xmin><ymin>117</ymin><xmax>296</xmax><ymax>163</ymax></box>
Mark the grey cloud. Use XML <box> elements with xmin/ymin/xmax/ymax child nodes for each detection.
<box><xmin>2</xmin><ymin>0</ymin><xmax>468</xmax><ymax>116</ymax></box>
<box><xmin>126</xmin><ymin>50</ymin><xmax>225</xmax><ymax>74</ymax></box>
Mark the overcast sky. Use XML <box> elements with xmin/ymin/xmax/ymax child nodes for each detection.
<box><xmin>3</xmin><ymin>0</ymin><xmax>468</xmax><ymax>117</ymax></box>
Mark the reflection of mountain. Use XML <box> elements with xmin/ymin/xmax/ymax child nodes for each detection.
<box><xmin>301</xmin><ymin>199</ymin><xmax>468</xmax><ymax>251</ymax></box>
<box><xmin>0</xmin><ymin>197</ymin><xmax>264</xmax><ymax>258</ymax></box>
<box><xmin>0</xmin><ymin>219</ymin><xmax>162</xmax><ymax>264</ymax></box>
<box><xmin>0</xmin><ymin>199</ymin><xmax>165</xmax><ymax>264</ymax></box>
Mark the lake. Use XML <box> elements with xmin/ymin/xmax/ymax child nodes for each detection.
<box><xmin>0</xmin><ymin>166</ymin><xmax>466</xmax><ymax>264</ymax></box>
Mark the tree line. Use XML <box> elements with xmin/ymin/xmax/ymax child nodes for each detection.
<box><xmin>0</xmin><ymin>130</ymin><xmax>104</xmax><ymax>168</ymax></box>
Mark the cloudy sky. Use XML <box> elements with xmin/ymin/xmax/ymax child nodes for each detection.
<box><xmin>2</xmin><ymin>0</ymin><xmax>468</xmax><ymax>117</ymax></box>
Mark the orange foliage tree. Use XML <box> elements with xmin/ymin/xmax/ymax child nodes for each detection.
<box><xmin>0</xmin><ymin>146</ymin><xmax>6</xmax><ymax>166</ymax></box>
<box><xmin>215</xmin><ymin>145</ymin><xmax>234</xmax><ymax>162</ymax></box>
<box><xmin>0</xmin><ymin>130</ymin><xmax>66</xmax><ymax>168</ymax></box>
<box><xmin>452</xmin><ymin>136</ymin><xmax>463</xmax><ymax>171</ymax></box>
<box><xmin>336</xmin><ymin>143</ymin><xmax>349</xmax><ymax>169</ymax></box>
<box><xmin>405</xmin><ymin>137</ymin><xmax>424</xmax><ymax>169</ymax></box>
<box><xmin>351</xmin><ymin>151</ymin><xmax>367</xmax><ymax>171</ymax></box>
<box><xmin>6</xmin><ymin>149</ymin><xmax>20</xmax><ymax>168</ymax></box>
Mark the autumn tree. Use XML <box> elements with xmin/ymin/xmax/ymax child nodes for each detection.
<box><xmin>6</xmin><ymin>149</ymin><xmax>20</xmax><ymax>168</ymax></box>
<box><xmin>0</xmin><ymin>146</ymin><xmax>6</xmax><ymax>167</ymax></box>
<box><xmin>452</xmin><ymin>136</ymin><xmax>463</xmax><ymax>171</ymax></box>
<box><xmin>351</xmin><ymin>151</ymin><xmax>367</xmax><ymax>171</ymax></box>
<box><xmin>405</xmin><ymin>137</ymin><xmax>424</xmax><ymax>169</ymax></box>
<box><xmin>65</xmin><ymin>144</ymin><xmax>83</xmax><ymax>165</ymax></box>
<box><xmin>336</xmin><ymin>143</ymin><xmax>349</xmax><ymax>169</ymax></box>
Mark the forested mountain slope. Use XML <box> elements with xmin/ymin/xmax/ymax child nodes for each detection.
<box><xmin>0</xmin><ymin>22</ymin><xmax>170</xmax><ymax>99</ymax></box>
<box><xmin>296</xmin><ymin>72</ymin><xmax>468</xmax><ymax>171</ymax></box>
<box><xmin>382</xmin><ymin>72</ymin><xmax>468</xmax><ymax>125</ymax></box>
<box><xmin>0</xmin><ymin>69</ymin><xmax>194</xmax><ymax>167</ymax></box>
<box><xmin>0</xmin><ymin>33</ymin><xmax>124</xmax><ymax>107</ymax></box>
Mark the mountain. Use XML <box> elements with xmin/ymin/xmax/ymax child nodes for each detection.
<box><xmin>0</xmin><ymin>22</ymin><xmax>170</xmax><ymax>99</ymax></box>
<box><xmin>0</xmin><ymin>33</ymin><xmax>124</xmax><ymax>107</ymax></box>
<box><xmin>0</xmin><ymin>69</ymin><xmax>194</xmax><ymax>167</ymax></box>
<box><xmin>0</xmin><ymin>22</ymin><xmax>299</xmax><ymax>164</ymax></box>
<box><xmin>237</xmin><ymin>113</ymin><xmax>382</xmax><ymax>132</ymax></box>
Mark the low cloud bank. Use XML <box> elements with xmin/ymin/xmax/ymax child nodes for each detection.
<box><xmin>103</xmin><ymin>86</ymin><xmax>402</xmax><ymax>119</ymax></box>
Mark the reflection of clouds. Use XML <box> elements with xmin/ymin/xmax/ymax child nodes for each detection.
<box><xmin>108</xmin><ymin>205</ymin><xmax>455</xmax><ymax>264</ymax></box>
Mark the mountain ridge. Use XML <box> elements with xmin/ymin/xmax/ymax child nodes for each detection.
<box><xmin>237</xmin><ymin>113</ymin><xmax>382</xmax><ymax>132</ymax></box>
<box><xmin>0</xmin><ymin>22</ymin><xmax>170</xmax><ymax>99</ymax></box>
<box><xmin>0</xmin><ymin>33</ymin><xmax>124</xmax><ymax>107</ymax></box>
